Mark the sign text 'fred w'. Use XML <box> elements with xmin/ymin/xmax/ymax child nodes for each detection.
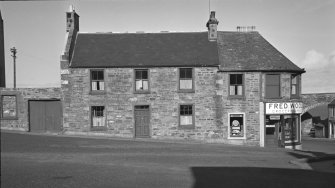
<box><xmin>266</xmin><ymin>102</ymin><xmax>303</xmax><ymax>114</ymax></box>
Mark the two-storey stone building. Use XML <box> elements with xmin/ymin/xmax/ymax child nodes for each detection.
<box><xmin>59</xmin><ymin>8</ymin><xmax>305</xmax><ymax>148</ymax></box>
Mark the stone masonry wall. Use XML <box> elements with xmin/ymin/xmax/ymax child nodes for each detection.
<box><xmin>215</xmin><ymin>72</ymin><xmax>261</xmax><ymax>146</ymax></box>
<box><xmin>0</xmin><ymin>88</ymin><xmax>62</xmax><ymax>131</ymax></box>
<box><xmin>62</xmin><ymin>67</ymin><xmax>219</xmax><ymax>141</ymax></box>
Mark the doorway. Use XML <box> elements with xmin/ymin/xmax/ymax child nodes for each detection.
<box><xmin>265</xmin><ymin>114</ymin><xmax>300</xmax><ymax>148</ymax></box>
<box><xmin>134</xmin><ymin>105</ymin><xmax>150</xmax><ymax>138</ymax></box>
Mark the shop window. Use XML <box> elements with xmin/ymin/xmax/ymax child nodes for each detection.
<box><xmin>229</xmin><ymin>74</ymin><xmax>244</xmax><ymax>97</ymax></box>
<box><xmin>228</xmin><ymin>113</ymin><xmax>245</xmax><ymax>139</ymax></box>
<box><xmin>1</xmin><ymin>95</ymin><xmax>17</xmax><ymax>119</ymax></box>
<box><xmin>91</xmin><ymin>70</ymin><xmax>104</xmax><ymax>92</ymax></box>
<box><xmin>179</xmin><ymin>68</ymin><xmax>193</xmax><ymax>91</ymax></box>
<box><xmin>265</xmin><ymin>74</ymin><xmax>280</xmax><ymax>99</ymax></box>
<box><xmin>91</xmin><ymin>106</ymin><xmax>105</xmax><ymax>128</ymax></box>
<box><xmin>135</xmin><ymin>69</ymin><xmax>149</xmax><ymax>93</ymax></box>
<box><xmin>282</xmin><ymin>115</ymin><xmax>300</xmax><ymax>143</ymax></box>
<box><xmin>179</xmin><ymin>104</ymin><xmax>194</xmax><ymax>129</ymax></box>
<box><xmin>291</xmin><ymin>74</ymin><xmax>300</xmax><ymax>98</ymax></box>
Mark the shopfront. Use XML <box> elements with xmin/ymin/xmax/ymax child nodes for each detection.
<box><xmin>265</xmin><ymin>102</ymin><xmax>303</xmax><ymax>149</ymax></box>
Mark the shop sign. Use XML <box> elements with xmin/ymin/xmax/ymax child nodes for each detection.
<box><xmin>266</xmin><ymin>102</ymin><xmax>303</xmax><ymax>114</ymax></box>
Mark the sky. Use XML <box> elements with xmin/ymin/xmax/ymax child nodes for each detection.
<box><xmin>0</xmin><ymin>0</ymin><xmax>334</xmax><ymax>93</ymax></box>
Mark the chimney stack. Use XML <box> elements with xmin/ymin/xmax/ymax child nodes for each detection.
<box><xmin>66</xmin><ymin>5</ymin><xmax>79</xmax><ymax>32</ymax></box>
<box><xmin>206</xmin><ymin>11</ymin><xmax>219</xmax><ymax>42</ymax></box>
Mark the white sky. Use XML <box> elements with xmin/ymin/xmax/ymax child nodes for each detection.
<box><xmin>1</xmin><ymin>0</ymin><xmax>334</xmax><ymax>93</ymax></box>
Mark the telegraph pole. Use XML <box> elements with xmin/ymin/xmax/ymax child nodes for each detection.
<box><xmin>10</xmin><ymin>47</ymin><xmax>17</xmax><ymax>88</ymax></box>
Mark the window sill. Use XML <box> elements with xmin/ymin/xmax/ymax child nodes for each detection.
<box><xmin>178</xmin><ymin>90</ymin><xmax>195</xmax><ymax>93</ymax></box>
<box><xmin>228</xmin><ymin>95</ymin><xmax>245</xmax><ymax>100</ymax></box>
<box><xmin>90</xmin><ymin>126</ymin><xmax>107</xmax><ymax>131</ymax></box>
<box><xmin>228</xmin><ymin>136</ymin><xmax>246</xmax><ymax>140</ymax></box>
<box><xmin>290</xmin><ymin>95</ymin><xmax>301</xmax><ymax>99</ymax></box>
<box><xmin>178</xmin><ymin>124</ymin><xmax>195</xmax><ymax>130</ymax></box>
<box><xmin>89</xmin><ymin>91</ymin><xmax>106</xmax><ymax>95</ymax></box>
<box><xmin>134</xmin><ymin>91</ymin><xmax>150</xmax><ymax>94</ymax></box>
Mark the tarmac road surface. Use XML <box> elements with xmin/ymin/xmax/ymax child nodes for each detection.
<box><xmin>1</xmin><ymin>131</ymin><xmax>335</xmax><ymax>188</ymax></box>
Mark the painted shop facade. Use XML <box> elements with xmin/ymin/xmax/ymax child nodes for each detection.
<box><xmin>1</xmin><ymin>8</ymin><xmax>306</xmax><ymax>148</ymax></box>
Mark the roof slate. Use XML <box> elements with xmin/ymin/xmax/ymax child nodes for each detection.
<box><xmin>70</xmin><ymin>31</ymin><xmax>305</xmax><ymax>73</ymax></box>
<box><xmin>70</xmin><ymin>32</ymin><xmax>220</xmax><ymax>68</ymax></box>
<box><xmin>217</xmin><ymin>31</ymin><xmax>305</xmax><ymax>73</ymax></box>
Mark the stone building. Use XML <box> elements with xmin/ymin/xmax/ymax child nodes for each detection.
<box><xmin>59</xmin><ymin>8</ymin><xmax>305</xmax><ymax>148</ymax></box>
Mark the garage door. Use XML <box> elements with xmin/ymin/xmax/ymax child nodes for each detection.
<box><xmin>29</xmin><ymin>100</ymin><xmax>62</xmax><ymax>132</ymax></box>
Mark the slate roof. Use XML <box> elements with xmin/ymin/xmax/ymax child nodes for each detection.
<box><xmin>217</xmin><ymin>31</ymin><xmax>305</xmax><ymax>73</ymax></box>
<box><xmin>70</xmin><ymin>32</ymin><xmax>220</xmax><ymax>68</ymax></box>
<box><xmin>70</xmin><ymin>31</ymin><xmax>305</xmax><ymax>73</ymax></box>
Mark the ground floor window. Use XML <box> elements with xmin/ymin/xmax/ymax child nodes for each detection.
<box><xmin>1</xmin><ymin>95</ymin><xmax>17</xmax><ymax>119</ymax></box>
<box><xmin>91</xmin><ymin>106</ymin><xmax>105</xmax><ymax>128</ymax></box>
<box><xmin>179</xmin><ymin>104</ymin><xmax>194</xmax><ymax>129</ymax></box>
<box><xmin>228</xmin><ymin>113</ymin><xmax>245</xmax><ymax>139</ymax></box>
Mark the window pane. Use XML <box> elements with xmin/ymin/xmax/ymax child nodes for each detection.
<box><xmin>266</xmin><ymin>86</ymin><xmax>280</xmax><ymax>98</ymax></box>
<box><xmin>237</xmin><ymin>85</ymin><xmax>243</xmax><ymax>95</ymax></box>
<box><xmin>180</xmin><ymin>105</ymin><xmax>192</xmax><ymax>115</ymax></box>
<box><xmin>180</xmin><ymin>68</ymin><xmax>192</xmax><ymax>79</ymax></box>
<box><xmin>291</xmin><ymin>76</ymin><xmax>297</xmax><ymax>84</ymax></box>
<box><xmin>180</xmin><ymin>79</ymin><xmax>192</xmax><ymax>90</ymax></box>
<box><xmin>179</xmin><ymin>68</ymin><xmax>185</xmax><ymax>78</ymax></box>
<box><xmin>142</xmin><ymin>70</ymin><xmax>148</xmax><ymax>79</ymax></box>
<box><xmin>185</xmin><ymin>69</ymin><xmax>192</xmax><ymax>79</ymax></box>
<box><xmin>230</xmin><ymin>74</ymin><xmax>236</xmax><ymax>85</ymax></box>
<box><xmin>230</xmin><ymin>86</ymin><xmax>236</xmax><ymax>95</ymax></box>
<box><xmin>136</xmin><ymin>80</ymin><xmax>143</xmax><ymax>90</ymax></box>
<box><xmin>99</xmin><ymin>82</ymin><xmax>104</xmax><ymax>90</ymax></box>
<box><xmin>291</xmin><ymin>85</ymin><xmax>296</xmax><ymax>95</ymax></box>
<box><xmin>91</xmin><ymin>71</ymin><xmax>97</xmax><ymax>80</ymax></box>
<box><xmin>97</xmin><ymin>71</ymin><xmax>104</xmax><ymax>80</ymax></box>
<box><xmin>142</xmin><ymin>80</ymin><xmax>149</xmax><ymax>90</ymax></box>
<box><xmin>92</xmin><ymin>116</ymin><xmax>105</xmax><ymax>127</ymax></box>
<box><xmin>135</xmin><ymin>70</ymin><xmax>142</xmax><ymax>79</ymax></box>
<box><xmin>236</xmin><ymin>74</ymin><xmax>243</xmax><ymax>84</ymax></box>
<box><xmin>92</xmin><ymin>81</ymin><xmax>97</xmax><ymax>90</ymax></box>
<box><xmin>266</xmin><ymin>74</ymin><xmax>280</xmax><ymax>85</ymax></box>
<box><xmin>180</xmin><ymin>115</ymin><xmax>193</xmax><ymax>125</ymax></box>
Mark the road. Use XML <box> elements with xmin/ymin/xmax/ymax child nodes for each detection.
<box><xmin>1</xmin><ymin>132</ymin><xmax>335</xmax><ymax>188</ymax></box>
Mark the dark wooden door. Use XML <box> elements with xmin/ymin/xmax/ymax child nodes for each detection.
<box><xmin>29</xmin><ymin>101</ymin><xmax>62</xmax><ymax>132</ymax></box>
<box><xmin>134</xmin><ymin>105</ymin><xmax>150</xmax><ymax>138</ymax></box>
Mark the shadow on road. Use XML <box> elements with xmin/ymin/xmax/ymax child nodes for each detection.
<box><xmin>191</xmin><ymin>166</ymin><xmax>335</xmax><ymax>188</ymax></box>
<box><xmin>287</xmin><ymin>150</ymin><xmax>335</xmax><ymax>172</ymax></box>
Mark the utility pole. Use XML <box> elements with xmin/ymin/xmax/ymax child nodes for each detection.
<box><xmin>10</xmin><ymin>47</ymin><xmax>17</xmax><ymax>88</ymax></box>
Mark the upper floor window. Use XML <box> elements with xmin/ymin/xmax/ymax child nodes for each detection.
<box><xmin>229</xmin><ymin>74</ymin><xmax>243</xmax><ymax>97</ymax></box>
<box><xmin>329</xmin><ymin>106</ymin><xmax>335</xmax><ymax>118</ymax></box>
<box><xmin>179</xmin><ymin>68</ymin><xmax>193</xmax><ymax>91</ymax></box>
<box><xmin>135</xmin><ymin>69</ymin><xmax>149</xmax><ymax>92</ymax></box>
<box><xmin>91</xmin><ymin>70</ymin><xmax>104</xmax><ymax>91</ymax></box>
<box><xmin>265</xmin><ymin>74</ymin><xmax>280</xmax><ymax>99</ymax></box>
<box><xmin>291</xmin><ymin>74</ymin><xmax>300</xmax><ymax>98</ymax></box>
